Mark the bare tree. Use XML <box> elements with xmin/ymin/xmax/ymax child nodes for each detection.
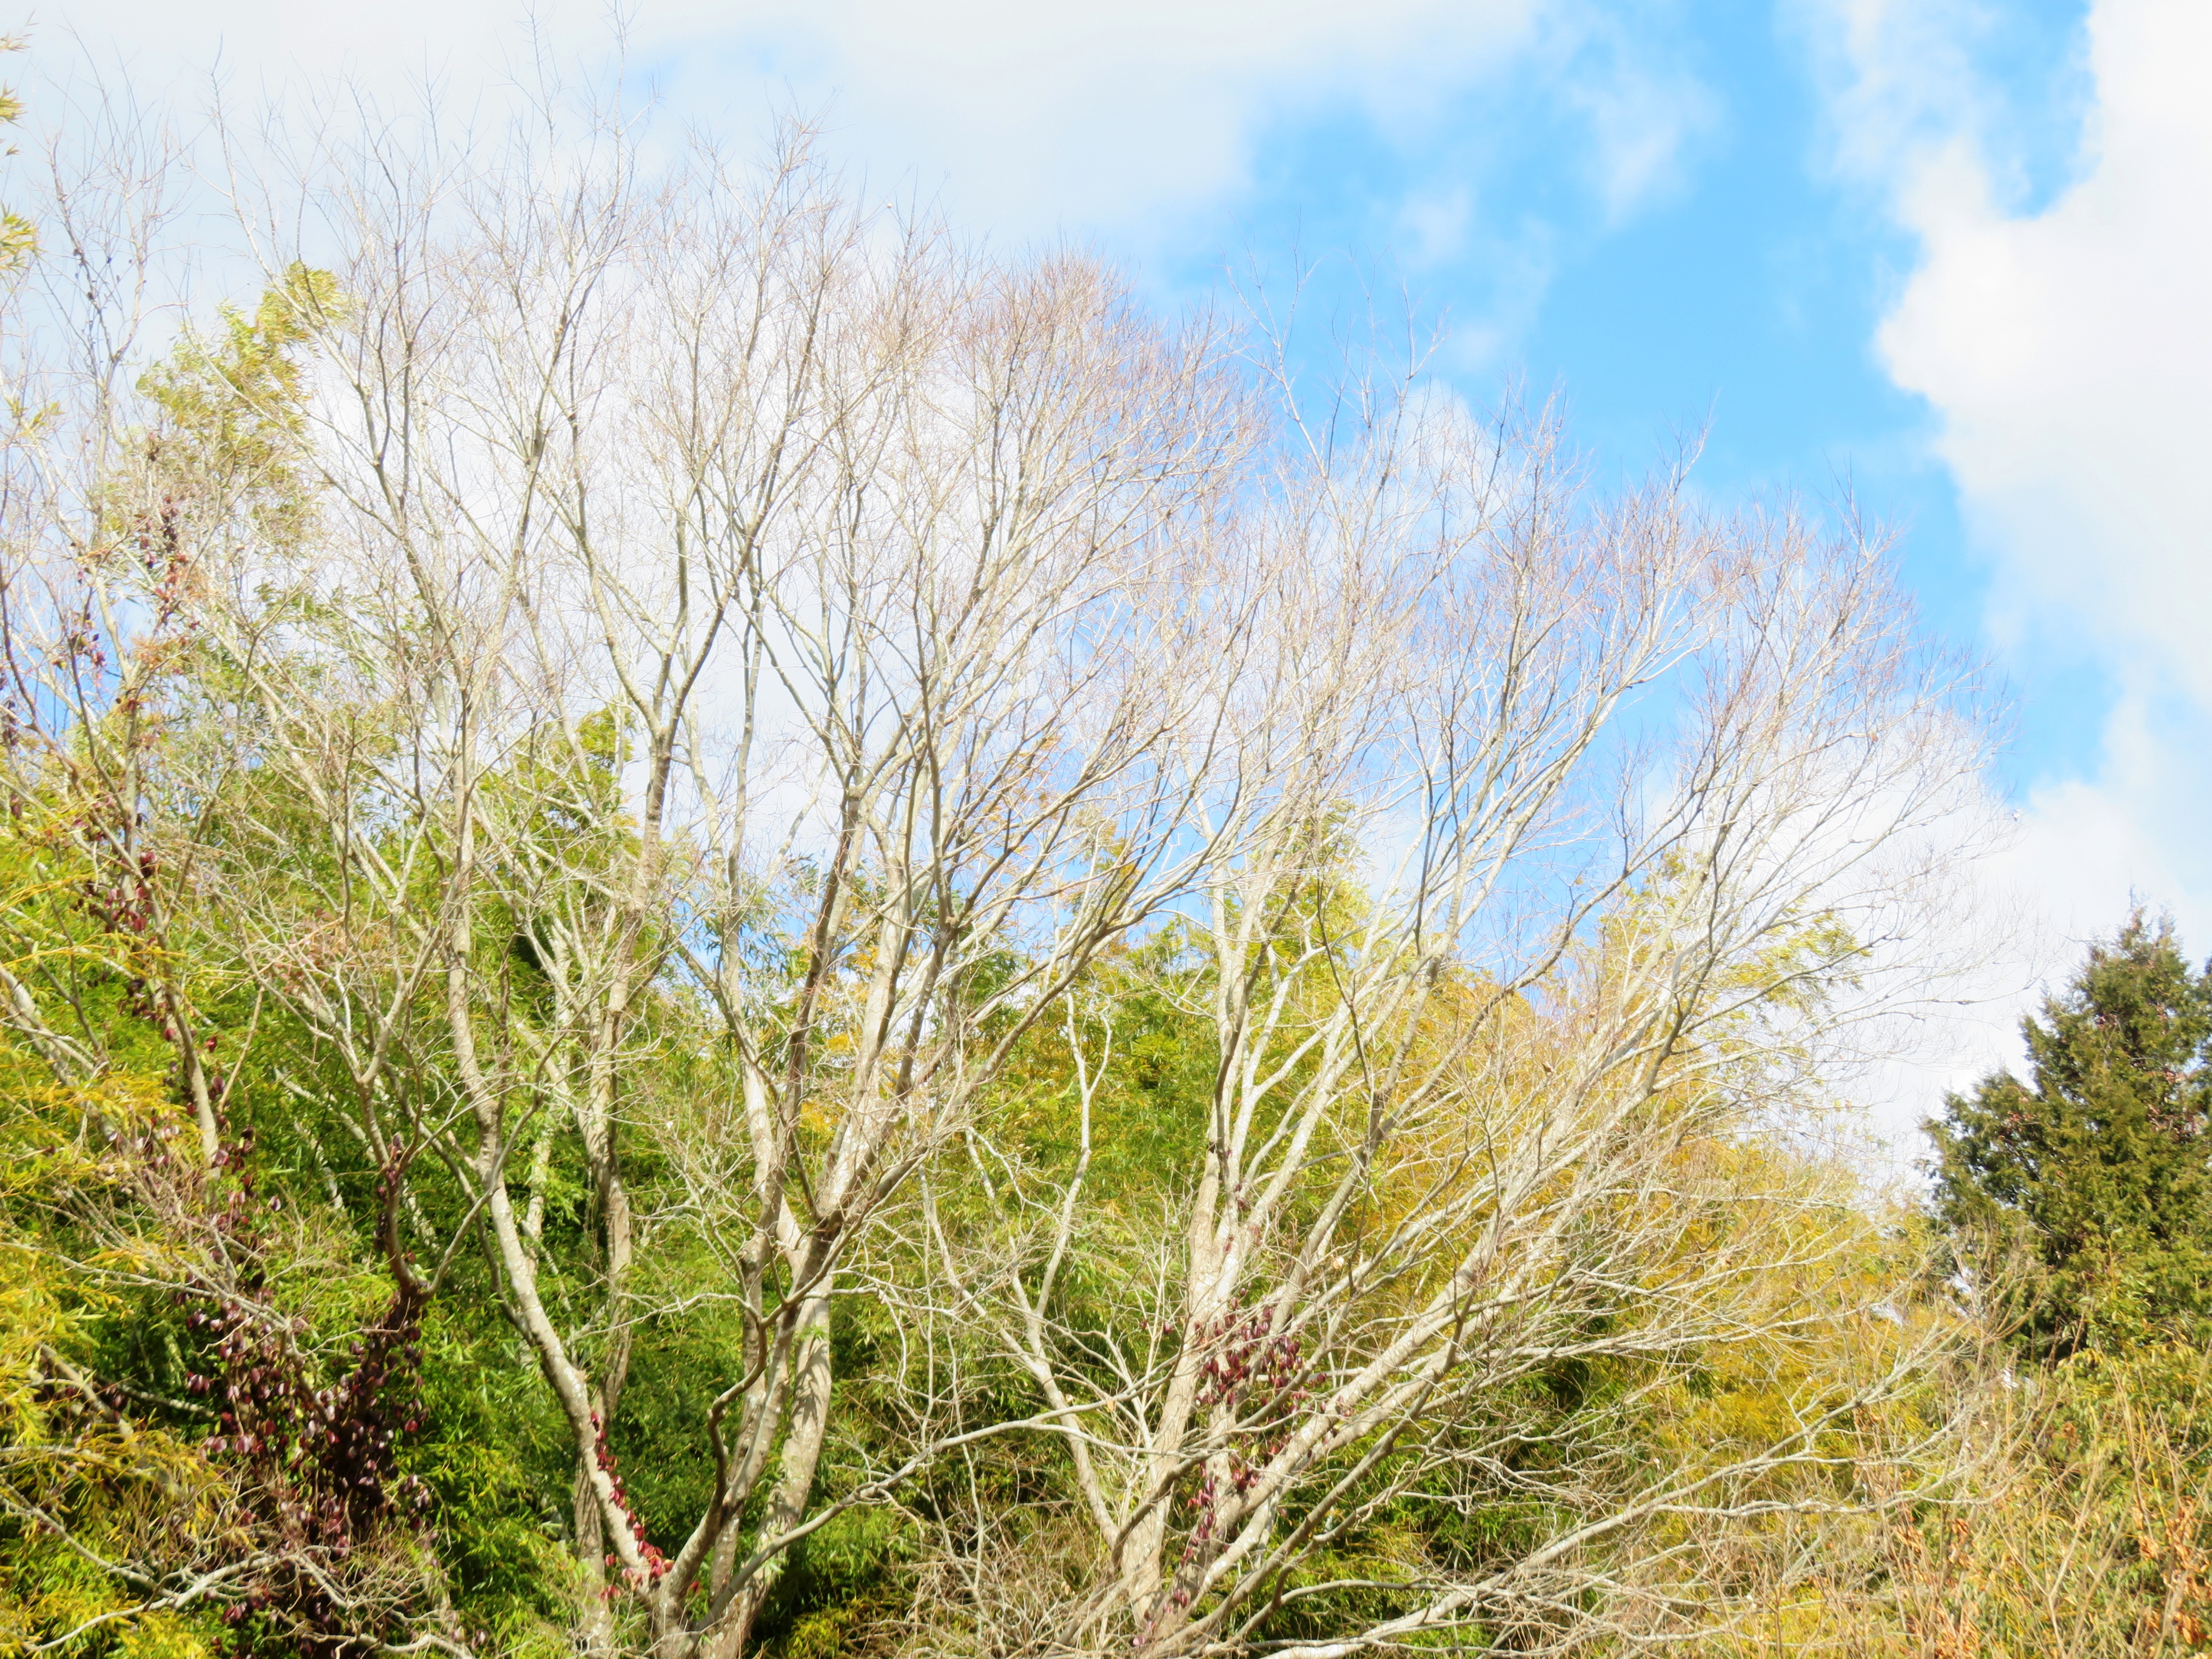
<box><xmin>925</xmin><ymin>373</ymin><xmax>1991</xmax><ymax>1655</ymax></box>
<box><xmin>176</xmin><ymin>89</ymin><xmax>1265</xmax><ymax>1657</ymax></box>
<box><xmin>0</xmin><ymin>56</ymin><xmax>216</xmax><ymax>1131</ymax></box>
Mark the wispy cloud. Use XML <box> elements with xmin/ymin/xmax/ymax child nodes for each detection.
<box><xmin>1543</xmin><ymin>1</ymin><xmax>1720</xmax><ymax>223</ymax></box>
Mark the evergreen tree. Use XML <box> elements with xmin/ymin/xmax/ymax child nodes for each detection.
<box><xmin>1929</xmin><ymin>914</ymin><xmax>2212</xmax><ymax>1355</ymax></box>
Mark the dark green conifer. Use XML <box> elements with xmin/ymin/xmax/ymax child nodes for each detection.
<box><xmin>1928</xmin><ymin>913</ymin><xmax>2212</xmax><ymax>1355</ymax></box>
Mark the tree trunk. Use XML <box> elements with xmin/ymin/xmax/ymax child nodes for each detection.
<box><xmin>702</xmin><ymin>1287</ymin><xmax>834</xmax><ymax>1659</ymax></box>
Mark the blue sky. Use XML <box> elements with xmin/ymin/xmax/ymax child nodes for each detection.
<box><xmin>1189</xmin><ymin>0</ymin><xmax>2083</xmax><ymax>766</ymax></box>
<box><xmin>52</xmin><ymin>0</ymin><xmax>2212</xmax><ymax>1125</ymax></box>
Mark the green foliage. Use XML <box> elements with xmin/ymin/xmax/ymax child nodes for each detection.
<box><xmin>139</xmin><ymin>263</ymin><xmax>341</xmax><ymax>549</ymax></box>
<box><xmin>1929</xmin><ymin>914</ymin><xmax>2212</xmax><ymax>1356</ymax></box>
<box><xmin>403</xmin><ymin>1308</ymin><xmax>576</xmax><ymax>1654</ymax></box>
<box><xmin>0</xmin><ymin>35</ymin><xmax>35</xmax><ymax>276</ymax></box>
<box><xmin>0</xmin><ymin>966</ymin><xmax>233</xmax><ymax>1656</ymax></box>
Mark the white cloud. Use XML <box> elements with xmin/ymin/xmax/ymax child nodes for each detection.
<box><xmin>671</xmin><ymin>0</ymin><xmax>1546</xmax><ymax>240</ymax></box>
<box><xmin>50</xmin><ymin>0</ymin><xmax>1726</xmax><ymax>298</ymax></box>
<box><xmin>1878</xmin><ymin>1</ymin><xmax>2212</xmax><ymax>702</ymax></box>
<box><xmin>1810</xmin><ymin>0</ymin><xmax>2212</xmax><ymax>1107</ymax></box>
<box><xmin>52</xmin><ymin>0</ymin><xmax>1540</xmax><ymax>239</ymax></box>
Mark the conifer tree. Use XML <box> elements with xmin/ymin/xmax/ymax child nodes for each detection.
<box><xmin>1929</xmin><ymin>914</ymin><xmax>2212</xmax><ymax>1355</ymax></box>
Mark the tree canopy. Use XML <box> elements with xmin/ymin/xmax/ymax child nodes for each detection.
<box><xmin>1930</xmin><ymin>914</ymin><xmax>2212</xmax><ymax>1355</ymax></box>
